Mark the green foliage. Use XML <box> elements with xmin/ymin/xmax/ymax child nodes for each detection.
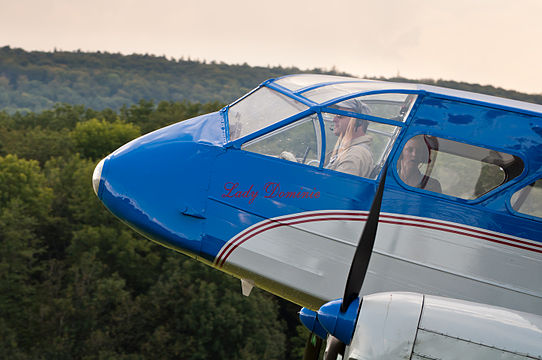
<box><xmin>137</xmin><ymin>257</ymin><xmax>286</xmax><ymax>359</ymax></box>
<box><xmin>121</xmin><ymin>99</ymin><xmax>224</xmax><ymax>134</ymax></box>
<box><xmin>0</xmin><ymin>46</ymin><xmax>324</xmax><ymax>114</ymax></box>
<box><xmin>0</xmin><ymin>155</ymin><xmax>53</xmax><ymax>356</ymax></box>
<box><xmin>0</xmin><ymin>154</ymin><xmax>53</xmax><ymax>217</ymax></box>
<box><xmin>1</xmin><ymin>46</ymin><xmax>541</xmax><ymax>115</ymax></box>
<box><xmin>0</xmin><ymin>127</ymin><xmax>73</xmax><ymax>164</ymax></box>
<box><xmin>0</xmin><ymin>104</ymin><xmax>301</xmax><ymax>359</ymax></box>
<box><xmin>71</xmin><ymin>119</ymin><xmax>141</xmax><ymax>160</ymax></box>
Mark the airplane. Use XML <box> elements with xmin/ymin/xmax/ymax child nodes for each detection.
<box><xmin>92</xmin><ymin>74</ymin><xmax>542</xmax><ymax>359</ymax></box>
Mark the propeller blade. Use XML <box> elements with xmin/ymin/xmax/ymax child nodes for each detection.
<box><xmin>302</xmin><ymin>332</ymin><xmax>323</xmax><ymax>360</ymax></box>
<box><xmin>325</xmin><ymin>336</ymin><xmax>346</xmax><ymax>360</ymax></box>
<box><xmin>340</xmin><ymin>163</ymin><xmax>388</xmax><ymax>313</ymax></box>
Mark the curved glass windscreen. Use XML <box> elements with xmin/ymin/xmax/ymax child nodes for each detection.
<box><xmin>228</xmin><ymin>87</ymin><xmax>308</xmax><ymax>141</ymax></box>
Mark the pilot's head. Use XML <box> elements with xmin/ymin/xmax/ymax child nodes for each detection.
<box><xmin>331</xmin><ymin>98</ymin><xmax>371</xmax><ymax>136</ymax></box>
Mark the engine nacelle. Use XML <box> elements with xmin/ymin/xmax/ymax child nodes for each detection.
<box><xmin>345</xmin><ymin>292</ymin><xmax>542</xmax><ymax>360</ymax></box>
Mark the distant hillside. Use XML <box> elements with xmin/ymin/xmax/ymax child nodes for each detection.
<box><xmin>1</xmin><ymin>46</ymin><xmax>541</xmax><ymax>113</ymax></box>
<box><xmin>0</xmin><ymin>46</ymin><xmax>320</xmax><ymax>113</ymax></box>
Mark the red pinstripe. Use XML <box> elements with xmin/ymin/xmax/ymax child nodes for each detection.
<box><xmin>215</xmin><ymin>212</ymin><xmax>542</xmax><ymax>267</ymax></box>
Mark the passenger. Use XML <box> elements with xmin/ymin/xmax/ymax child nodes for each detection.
<box><xmin>398</xmin><ymin>136</ymin><xmax>442</xmax><ymax>192</ymax></box>
<box><xmin>326</xmin><ymin>98</ymin><xmax>374</xmax><ymax>178</ymax></box>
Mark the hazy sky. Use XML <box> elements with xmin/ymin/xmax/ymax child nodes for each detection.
<box><xmin>1</xmin><ymin>0</ymin><xmax>541</xmax><ymax>94</ymax></box>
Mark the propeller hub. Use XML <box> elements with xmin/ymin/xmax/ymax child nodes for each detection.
<box><xmin>299</xmin><ymin>307</ymin><xmax>328</xmax><ymax>339</ymax></box>
<box><xmin>317</xmin><ymin>297</ymin><xmax>361</xmax><ymax>345</ymax></box>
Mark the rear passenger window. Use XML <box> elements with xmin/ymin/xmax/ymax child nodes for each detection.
<box><xmin>511</xmin><ymin>179</ymin><xmax>542</xmax><ymax>219</ymax></box>
<box><xmin>397</xmin><ymin>135</ymin><xmax>524</xmax><ymax>199</ymax></box>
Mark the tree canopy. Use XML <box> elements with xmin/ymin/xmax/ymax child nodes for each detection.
<box><xmin>0</xmin><ymin>102</ymin><xmax>308</xmax><ymax>359</ymax></box>
<box><xmin>0</xmin><ymin>46</ymin><xmax>324</xmax><ymax>114</ymax></box>
<box><xmin>2</xmin><ymin>46</ymin><xmax>540</xmax><ymax>114</ymax></box>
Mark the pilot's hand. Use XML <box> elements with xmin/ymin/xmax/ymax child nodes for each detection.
<box><xmin>280</xmin><ymin>151</ymin><xmax>297</xmax><ymax>162</ymax></box>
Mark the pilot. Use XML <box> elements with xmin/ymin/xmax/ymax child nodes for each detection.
<box><xmin>326</xmin><ymin>98</ymin><xmax>374</xmax><ymax>178</ymax></box>
<box><xmin>398</xmin><ymin>136</ymin><xmax>442</xmax><ymax>192</ymax></box>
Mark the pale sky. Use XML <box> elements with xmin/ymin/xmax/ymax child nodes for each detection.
<box><xmin>1</xmin><ymin>0</ymin><xmax>541</xmax><ymax>94</ymax></box>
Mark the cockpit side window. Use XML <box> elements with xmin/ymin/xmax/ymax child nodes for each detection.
<box><xmin>322</xmin><ymin>113</ymin><xmax>400</xmax><ymax>179</ymax></box>
<box><xmin>397</xmin><ymin>135</ymin><xmax>524</xmax><ymax>199</ymax></box>
<box><xmin>241</xmin><ymin>114</ymin><xmax>321</xmax><ymax>167</ymax></box>
<box><xmin>320</xmin><ymin>95</ymin><xmax>403</xmax><ymax>179</ymax></box>
<box><xmin>237</xmin><ymin>90</ymin><xmax>410</xmax><ymax>179</ymax></box>
<box><xmin>228</xmin><ymin>87</ymin><xmax>308</xmax><ymax>141</ymax></box>
<box><xmin>511</xmin><ymin>179</ymin><xmax>542</xmax><ymax>219</ymax></box>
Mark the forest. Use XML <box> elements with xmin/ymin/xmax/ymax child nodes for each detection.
<box><xmin>0</xmin><ymin>101</ymin><xmax>311</xmax><ymax>359</ymax></box>
<box><xmin>0</xmin><ymin>46</ymin><xmax>318</xmax><ymax>114</ymax></box>
<box><xmin>1</xmin><ymin>47</ymin><xmax>541</xmax><ymax>359</ymax></box>
<box><xmin>1</xmin><ymin>46</ymin><xmax>542</xmax><ymax>114</ymax></box>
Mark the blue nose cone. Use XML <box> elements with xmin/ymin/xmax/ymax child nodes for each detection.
<box><xmin>93</xmin><ymin>112</ymin><xmax>226</xmax><ymax>258</ymax></box>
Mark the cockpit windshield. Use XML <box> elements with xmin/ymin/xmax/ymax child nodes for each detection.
<box><xmin>227</xmin><ymin>75</ymin><xmax>419</xmax><ymax>143</ymax></box>
<box><xmin>228</xmin><ymin>87</ymin><xmax>308</xmax><ymax>141</ymax></box>
<box><xmin>227</xmin><ymin>75</ymin><xmax>420</xmax><ymax>180</ymax></box>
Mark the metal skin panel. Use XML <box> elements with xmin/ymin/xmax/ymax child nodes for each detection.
<box><xmin>416</xmin><ymin>295</ymin><xmax>542</xmax><ymax>359</ymax></box>
<box><xmin>214</xmin><ymin>210</ymin><xmax>542</xmax><ymax>313</ymax></box>
<box><xmin>412</xmin><ymin>330</ymin><xmax>533</xmax><ymax>360</ymax></box>
<box><xmin>344</xmin><ymin>292</ymin><xmax>424</xmax><ymax>360</ymax></box>
<box><xmin>345</xmin><ymin>293</ymin><xmax>542</xmax><ymax>359</ymax></box>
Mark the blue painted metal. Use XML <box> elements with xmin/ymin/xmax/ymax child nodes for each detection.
<box><xmin>299</xmin><ymin>307</ymin><xmax>328</xmax><ymax>339</ymax></box>
<box><xmin>316</xmin><ymin>112</ymin><xmax>327</xmax><ymax>168</ymax></box>
<box><xmin>98</xmin><ymin>112</ymin><xmax>226</xmax><ymax>258</ymax></box>
<box><xmin>317</xmin><ymin>297</ymin><xmax>361</xmax><ymax>345</ymax></box>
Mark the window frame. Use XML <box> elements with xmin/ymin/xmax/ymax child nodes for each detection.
<box><xmin>240</xmin><ymin>113</ymin><xmax>322</xmax><ymax>167</ymax></box>
<box><xmin>228</xmin><ymin>87</ymin><xmax>420</xmax><ymax>181</ymax></box>
<box><xmin>507</xmin><ymin>175</ymin><xmax>542</xmax><ymax>222</ymax></box>
<box><xmin>320</xmin><ymin>111</ymin><xmax>402</xmax><ymax>180</ymax></box>
<box><xmin>226</xmin><ymin>86</ymin><xmax>310</xmax><ymax>143</ymax></box>
<box><xmin>393</xmin><ymin>133</ymin><xmax>527</xmax><ymax>203</ymax></box>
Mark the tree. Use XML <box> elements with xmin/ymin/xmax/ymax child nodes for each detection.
<box><xmin>71</xmin><ymin>118</ymin><xmax>140</xmax><ymax>160</ymax></box>
<box><xmin>0</xmin><ymin>154</ymin><xmax>53</xmax><ymax>218</ymax></box>
<box><xmin>0</xmin><ymin>104</ymin><xmax>303</xmax><ymax>359</ymax></box>
<box><xmin>137</xmin><ymin>256</ymin><xmax>287</xmax><ymax>360</ymax></box>
<box><xmin>0</xmin><ymin>155</ymin><xmax>54</xmax><ymax>354</ymax></box>
<box><xmin>0</xmin><ymin>127</ymin><xmax>73</xmax><ymax>164</ymax></box>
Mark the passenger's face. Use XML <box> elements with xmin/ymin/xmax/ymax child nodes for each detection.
<box><xmin>332</xmin><ymin>114</ymin><xmax>350</xmax><ymax>136</ymax></box>
<box><xmin>402</xmin><ymin>140</ymin><xmax>423</xmax><ymax>166</ymax></box>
